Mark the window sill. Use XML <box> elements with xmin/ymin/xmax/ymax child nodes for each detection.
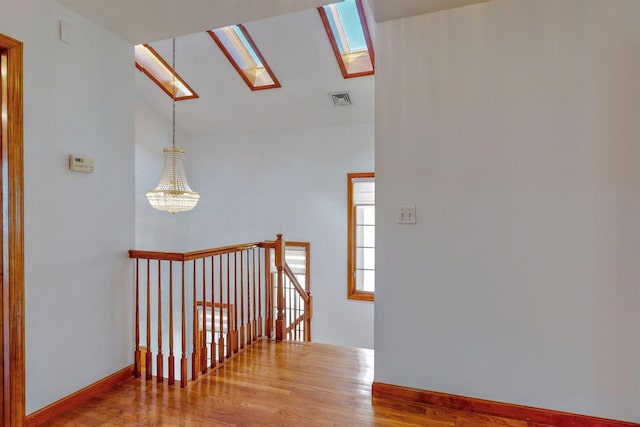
<box><xmin>348</xmin><ymin>291</ymin><xmax>374</xmax><ymax>302</ymax></box>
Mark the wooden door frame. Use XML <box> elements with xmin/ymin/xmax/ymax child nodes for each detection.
<box><xmin>0</xmin><ymin>33</ymin><xmax>25</xmax><ymax>426</ymax></box>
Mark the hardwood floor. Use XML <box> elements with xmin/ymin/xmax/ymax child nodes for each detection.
<box><xmin>40</xmin><ymin>340</ymin><xmax>553</xmax><ymax>426</ymax></box>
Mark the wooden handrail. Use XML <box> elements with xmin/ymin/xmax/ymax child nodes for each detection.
<box><xmin>185</xmin><ymin>242</ymin><xmax>263</xmax><ymax>261</ymax></box>
<box><xmin>283</xmin><ymin>263</ymin><xmax>309</xmax><ymax>303</ymax></box>
<box><xmin>129</xmin><ymin>241</ymin><xmax>265</xmax><ymax>261</ymax></box>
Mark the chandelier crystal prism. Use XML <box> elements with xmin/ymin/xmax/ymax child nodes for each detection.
<box><xmin>146</xmin><ymin>38</ymin><xmax>199</xmax><ymax>214</ymax></box>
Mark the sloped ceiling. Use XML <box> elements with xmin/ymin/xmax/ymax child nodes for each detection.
<box><xmin>368</xmin><ymin>0</ymin><xmax>489</xmax><ymax>23</ymax></box>
<box><xmin>55</xmin><ymin>0</ymin><xmax>491</xmax><ymax>136</ymax></box>
<box><xmin>56</xmin><ymin>0</ymin><xmax>339</xmax><ymax>44</ymax></box>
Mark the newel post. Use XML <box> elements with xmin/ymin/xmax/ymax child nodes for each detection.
<box><xmin>275</xmin><ymin>234</ymin><xmax>285</xmax><ymax>341</ymax></box>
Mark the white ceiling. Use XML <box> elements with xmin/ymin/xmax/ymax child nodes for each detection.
<box><xmin>56</xmin><ymin>0</ymin><xmax>338</xmax><ymax>44</ymax></box>
<box><xmin>55</xmin><ymin>0</ymin><xmax>492</xmax><ymax>43</ymax></box>
<box><xmin>56</xmin><ymin>0</ymin><xmax>490</xmax><ymax>137</ymax></box>
<box><xmin>368</xmin><ymin>0</ymin><xmax>489</xmax><ymax>22</ymax></box>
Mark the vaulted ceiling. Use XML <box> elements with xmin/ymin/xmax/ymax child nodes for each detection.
<box><xmin>131</xmin><ymin>6</ymin><xmax>376</xmax><ymax>136</ymax></box>
<box><xmin>56</xmin><ymin>0</ymin><xmax>488</xmax><ymax>136</ymax></box>
<box><xmin>55</xmin><ymin>0</ymin><xmax>489</xmax><ymax>43</ymax></box>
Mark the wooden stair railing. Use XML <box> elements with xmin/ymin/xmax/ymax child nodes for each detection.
<box><xmin>282</xmin><ymin>263</ymin><xmax>312</xmax><ymax>341</ymax></box>
<box><xmin>129</xmin><ymin>234</ymin><xmax>312</xmax><ymax>388</ymax></box>
<box><xmin>273</xmin><ymin>236</ymin><xmax>312</xmax><ymax>342</ymax></box>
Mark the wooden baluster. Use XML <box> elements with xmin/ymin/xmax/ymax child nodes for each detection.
<box><xmin>284</xmin><ymin>274</ymin><xmax>288</xmax><ymax>340</ymax></box>
<box><xmin>168</xmin><ymin>261</ymin><xmax>175</xmax><ymax>385</ymax></box>
<box><xmin>234</xmin><ymin>252</ymin><xmax>240</xmax><ymax>353</ymax></box>
<box><xmin>181</xmin><ymin>262</ymin><xmax>187</xmax><ymax>387</ymax></box>
<box><xmin>275</xmin><ymin>234</ymin><xmax>285</xmax><ymax>341</ymax></box>
<box><xmin>301</xmin><ymin>294</ymin><xmax>305</xmax><ymax>340</ymax></box>
<box><xmin>299</xmin><ymin>290</ymin><xmax>302</xmax><ymax>340</ymax></box>
<box><xmin>292</xmin><ymin>285</ymin><xmax>296</xmax><ymax>341</ymax></box>
<box><xmin>305</xmin><ymin>293</ymin><xmax>312</xmax><ymax>341</ymax></box>
<box><xmin>192</xmin><ymin>261</ymin><xmax>198</xmax><ymax>381</ymax></box>
<box><xmin>134</xmin><ymin>259</ymin><xmax>141</xmax><ymax>378</ymax></box>
<box><xmin>274</xmin><ymin>268</ymin><xmax>277</xmax><ymax>338</ymax></box>
<box><xmin>245</xmin><ymin>249</ymin><xmax>251</xmax><ymax>346</ymax></box>
<box><xmin>257</xmin><ymin>247</ymin><xmax>262</xmax><ymax>338</ymax></box>
<box><xmin>306</xmin><ymin>244</ymin><xmax>312</xmax><ymax>341</ymax></box>
<box><xmin>209</xmin><ymin>256</ymin><xmax>216</xmax><ymax>369</ymax></box>
<box><xmin>244</xmin><ymin>249</ymin><xmax>250</xmax><ymax>346</ymax></box>
<box><xmin>157</xmin><ymin>260</ymin><xmax>163</xmax><ymax>382</ymax></box>
<box><xmin>146</xmin><ymin>260</ymin><xmax>153</xmax><ymax>380</ymax></box>
<box><xmin>252</xmin><ymin>248</ymin><xmax>257</xmax><ymax>342</ymax></box>
<box><xmin>218</xmin><ymin>255</ymin><xmax>225</xmax><ymax>363</ymax></box>
<box><xmin>274</xmin><ymin>268</ymin><xmax>278</xmax><ymax>338</ymax></box>
<box><xmin>226</xmin><ymin>254</ymin><xmax>233</xmax><ymax>357</ymax></box>
<box><xmin>294</xmin><ymin>282</ymin><xmax>298</xmax><ymax>340</ymax></box>
<box><xmin>298</xmin><ymin>291</ymin><xmax>302</xmax><ymax>341</ymax></box>
<box><xmin>298</xmin><ymin>292</ymin><xmax>302</xmax><ymax>341</ymax></box>
<box><xmin>246</xmin><ymin>249</ymin><xmax>250</xmax><ymax>345</ymax></box>
<box><xmin>285</xmin><ymin>276</ymin><xmax>297</xmax><ymax>340</ymax></box>
<box><xmin>296</xmin><ymin>292</ymin><xmax>304</xmax><ymax>341</ymax></box>
<box><xmin>293</xmin><ymin>279</ymin><xmax>298</xmax><ymax>341</ymax></box>
<box><xmin>264</xmin><ymin>247</ymin><xmax>271</xmax><ymax>338</ymax></box>
<box><xmin>201</xmin><ymin>258</ymin><xmax>208</xmax><ymax>373</ymax></box>
<box><xmin>239</xmin><ymin>250</ymin><xmax>245</xmax><ymax>349</ymax></box>
<box><xmin>283</xmin><ymin>273</ymin><xmax>288</xmax><ymax>341</ymax></box>
<box><xmin>283</xmin><ymin>274</ymin><xmax>287</xmax><ymax>341</ymax></box>
<box><xmin>249</xmin><ymin>249</ymin><xmax>254</xmax><ymax>343</ymax></box>
<box><xmin>288</xmin><ymin>275</ymin><xmax>293</xmax><ymax>340</ymax></box>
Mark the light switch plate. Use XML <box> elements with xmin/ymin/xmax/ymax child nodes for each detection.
<box><xmin>397</xmin><ymin>205</ymin><xmax>416</xmax><ymax>224</ymax></box>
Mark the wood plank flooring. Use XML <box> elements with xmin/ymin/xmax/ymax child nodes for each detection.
<box><xmin>40</xmin><ymin>340</ymin><xmax>554</xmax><ymax>426</ymax></box>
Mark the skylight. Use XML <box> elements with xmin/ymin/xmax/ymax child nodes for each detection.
<box><xmin>208</xmin><ymin>25</ymin><xmax>281</xmax><ymax>91</ymax></box>
<box><xmin>319</xmin><ymin>0</ymin><xmax>374</xmax><ymax>78</ymax></box>
<box><xmin>135</xmin><ymin>44</ymin><xmax>198</xmax><ymax>101</ymax></box>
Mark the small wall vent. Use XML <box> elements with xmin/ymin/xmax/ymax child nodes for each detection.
<box><xmin>330</xmin><ymin>92</ymin><xmax>352</xmax><ymax>106</ymax></box>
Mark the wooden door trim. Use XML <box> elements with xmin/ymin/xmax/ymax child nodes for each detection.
<box><xmin>0</xmin><ymin>32</ymin><xmax>25</xmax><ymax>427</ymax></box>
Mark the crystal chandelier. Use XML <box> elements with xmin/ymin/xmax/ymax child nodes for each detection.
<box><xmin>147</xmin><ymin>38</ymin><xmax>199</xmax><ymax>214</ymax></box>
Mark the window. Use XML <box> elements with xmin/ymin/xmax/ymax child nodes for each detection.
<box><xmin>318</xmin><ymin>0</ymin><xmax>374</xmax><ymax>79</ymax></box>
<box><xmin>134</xmin><ymin>44</ymin><xmax>198</xmax><ymax>101</ymax></box>
<box><xmin>347</xmin><ymin>172</ymin><xmax>375</xmax><ymax>301</ymax></box>
<box><xmin>284</xmin><ymin>242</ymin><xmax>310</xmax><ymax>292</ymax></box>
<box><xmin>208</xmin><ymin>25</ymin><xmax>280</xmax><ymax>91</ymax></box>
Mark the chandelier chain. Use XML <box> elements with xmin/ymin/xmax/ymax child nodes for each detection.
<box><xmin>172</xmin><ymin>37</ymin><xmax>176</xmax><ymax>149</ymax></box>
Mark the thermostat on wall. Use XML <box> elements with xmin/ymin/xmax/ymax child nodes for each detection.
<box><xmin>68</xmin><ymin>154</ymin><xmax>94</xmax><ymax>173</ymax></box>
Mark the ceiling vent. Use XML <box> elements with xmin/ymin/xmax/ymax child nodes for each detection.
<box><xmin>330</xmin><ymin>92</ymin><xmax>352</xmax><ymax>107</ymax></box>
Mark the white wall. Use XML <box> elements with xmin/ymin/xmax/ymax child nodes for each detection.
<box><xmin>375</xmin><ymin>0</ymin><xmax>640</xmax><ymax>422</ymax></box>
<box><xmin>183</xmin><ymin>124</ymin><xmax>375</xmax><ymax>348</ymax></box>
<box><xmin>1</xmin><ymin>0</ymin><xmax>135</xmax><ymax>414</ymax></box>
